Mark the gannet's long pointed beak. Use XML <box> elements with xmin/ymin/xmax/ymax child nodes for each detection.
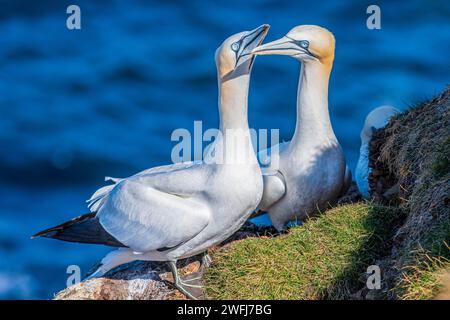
<box><xmin>239</xmin><ymin>24</ymin><xmax>270</xmax><ymax>56</ymax></box>
<box><xmin>235</xmin><ymin>24</ymin><xmax>270</xmax><ymax>69</ymax></box>
<box><xmin>251</xmin><ymin>36</ymin><xmax>298</xmax><ymax>56</ymax></box>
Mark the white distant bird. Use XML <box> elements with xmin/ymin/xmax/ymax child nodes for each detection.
<box><xmin>355</xmin><ymin>105</ymin><xmax>399</xmax><ymax>198</ymax></box>
<box><xmin>33</xmin><ymin>24</ymin><xmax>269</xmax><ymax>299</ymax></box>
<box><xmin>251</xmin><ymin>25</ymin><xmax>351</xmax><ymax>231</ymax></box>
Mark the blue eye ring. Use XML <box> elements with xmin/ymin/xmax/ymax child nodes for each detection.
<box><xmin>231</xmin><ymin>42</ymin><xmax>240</xmax><ymax>52</ymax></box>
<box><xmin>299</xmin><ymin>40</ymin><xmax>309</xmax><ymax>48</ymax></box>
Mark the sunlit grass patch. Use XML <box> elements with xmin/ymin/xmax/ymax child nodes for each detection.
<box><xmin>204</xmin><ymin>203</ymin><xmax>404</xmax><ymax>299</ymax></box>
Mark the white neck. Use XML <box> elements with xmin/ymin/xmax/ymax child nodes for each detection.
<box><xmin>290</xmin><ymin>60</ymin><xmax>337</xmax><ymax>150</ymax></box>
<box><xmin>213</xmin><ymin>74</ymin><xmax>256</xmax><ymax>165</ymax></box>
<box><xmin>218</xmin><ymin>74</ymin><xmax>250</xmax><ymax>131</ymax></box>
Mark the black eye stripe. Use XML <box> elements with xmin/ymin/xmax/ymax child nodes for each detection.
<box><xmin>299</xmin><ymin>40</ymin><xmax>309</xmax><ymax>48</ymax></box>
<box><xmin>285</xmin><ymin>36</ymin><xmax>317</xmax><ymax>58</ymax></box>
<box><xmin>286</xmin><ymin>36</ymin><xmax>309</xmax><ymax>48</ymax></box>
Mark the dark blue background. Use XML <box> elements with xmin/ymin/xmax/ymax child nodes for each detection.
<box><xmin>0</xmin><ymin>0</ymin><xmax>448</xmax><ymax>299</ymax></box>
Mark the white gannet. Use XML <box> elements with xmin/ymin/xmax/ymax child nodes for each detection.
<box><xmin>33</xmin><ymin>24</ymin><xmax>269</xmax><ymax>299</ymax></box>
<box><xmin>250</xmin><ymin>25</ymin><xmax>351</xmax><ymax>231</ymax></box>
<box><xmin>355</xmin><ymin>105</ymin><xmax>399</xmax><ymax>198</ymax></box>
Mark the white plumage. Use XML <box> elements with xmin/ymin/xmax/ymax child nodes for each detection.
<box><xmin>355</xmin><ymin>105</ymin><xmax>400</xmax><ymax>198</ymax></box>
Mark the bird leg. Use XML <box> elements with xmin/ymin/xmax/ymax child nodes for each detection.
<box><xmin>168</xmin><ymin>261</ymin><xmax>204</xmax><ymax>300</ymax></box>
<box><xmin>202</xmin><ymin>252</ymin><xmax>212</xmax><ymax>268</ymax></box>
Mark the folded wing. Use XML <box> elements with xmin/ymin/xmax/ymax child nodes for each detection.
<box><xmin>96</xmin><ymin>162</ymin><xmax>212</xmax><ymax>253</ymax></box>
<box><xmin>256</xmin><ymin>142</ymin><xmax>288</xmax><ymax>212</ymax></box>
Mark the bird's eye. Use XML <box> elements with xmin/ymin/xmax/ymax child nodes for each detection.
<box><xmin>231</xmin><ymin>42</ymin><xmax>240</xmax><ymax>52</ymax></box>
<box><xmin>299</xmin><ymin>40</ymin><xmax>309</xmax><ymax>48</ymax></box>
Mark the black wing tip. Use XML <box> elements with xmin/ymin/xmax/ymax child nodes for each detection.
<box><xmin>31</xmin><ymin>212</ymin><xmax>96</xmax><ymax>240</ymax></box>
<box><xmin>31</xmin><ymin>211</ymin><xmax>126</xmax><ymax>248</ymax></box>
<box><xmin>32</xmin><ymin>229</ymin><xmax>58</xmax><ymax>239</ymax></box>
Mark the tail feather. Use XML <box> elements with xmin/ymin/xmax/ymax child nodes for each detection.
<box><xmin>32</xmin><ymin>212</ymin><xmax>126</xmax><ymax>248</ymax></box>
<box><xmin>87</xmin><ymin>184</ymin><xmax>116</xmax><ymax>211</ymax></box>
<box><xmin>85</xmin><ymin>248</ymin><xmax>137</xmax><ymax>280</ymax></box>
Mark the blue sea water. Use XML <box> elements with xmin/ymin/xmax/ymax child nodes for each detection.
<box><xmin>0</xmin><ymin>0</ymin><xmax>448</xmax><ymax>299</ymax></box>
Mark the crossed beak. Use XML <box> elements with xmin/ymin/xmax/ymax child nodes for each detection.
<box><xmin>251</xmin><ymin>36</ymin><xmax>299</xmax><ymax>56</ymax></box>
<box><xmin>235</xmin><ymin>24</ymin><xmax>270</xmax><ymax>68</ymax></box>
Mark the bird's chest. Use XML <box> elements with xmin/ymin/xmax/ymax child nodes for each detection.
<box><xmin>281</xmin><ymin>147</ymin><xmax>344</xmax><ymax>201</ymax></box>
<box><xmin>214</xmin><ymin>166</ymin><xmax>263</xmax><ymax>213</ymax></box>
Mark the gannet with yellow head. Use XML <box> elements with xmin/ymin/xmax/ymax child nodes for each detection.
<box><xmin>33</xmin><ymin>24</ymin><xmax>269</xmax><ymax>299</ymax></box>
<box><xmin>251</xmin><ymin>25</ymin><xmax>351</xmax><ymax>230</ymax></box>
<box><xmin>355</xmin><ymin>105</ymin><xmax>399</xmax><ymax>198</ymax></box>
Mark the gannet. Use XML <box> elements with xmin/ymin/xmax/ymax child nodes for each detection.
<box><xmin>250</xmin><ymin>25</ymin><xmax>351</xmax><ymax>231</ymax></box>
<box><xmin>33</xmin><ymin>24</ymin><xmax>269</xmax><ymax>299</ymax></box>
<box><xmin>355</xmin><ymin>105</ymin><xmax>399</xmax><ymax>198</ymax></box>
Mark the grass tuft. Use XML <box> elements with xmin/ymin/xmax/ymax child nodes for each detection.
<box><xmin>397</xmin><ymin>220</ymin><xmax>450</xmax><ymax>300</ymax></box>
<box><xmin>398</xmin><ymin>252</ymin><xmax>450</xmax><ymax>300</ymax></box>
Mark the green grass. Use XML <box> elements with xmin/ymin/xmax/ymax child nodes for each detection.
<box><xmin>204</xmin><ymin>203</ymin><xmax>405</xmax><ymax>299</ymax></box>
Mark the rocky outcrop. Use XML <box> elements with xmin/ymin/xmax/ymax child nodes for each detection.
<box><xmin>54</xmin><ymin>259</ymin><xmax>197</xmax><ymax>300</ymax></box>
<box><xmin>54</xmin><ymin>222</ymin><xmax>276</xmax><ymax>300</ymax></box>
